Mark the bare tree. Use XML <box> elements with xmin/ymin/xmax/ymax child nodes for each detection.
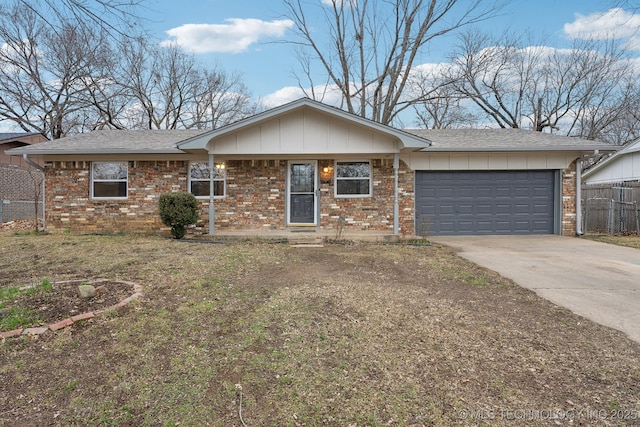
<box><xmin>413</xmin><ymin>92</ymin><xmax>479</xmax><ymax>129</ymax></box>
<box><xmin>0</xmin><ymin>5</ymin><xmax>115</xmax><ymax>138</ymax></box>
<box><xmin>191</xmin><ymin>69</ymin><xmax>261</xmax><ymax>129</ymax></box>
<box><xmin>114</xmin><ymin>38</ymin><xmax>258</xmax><ymax>130</ymax></box>
<box><xmin>113</xmin><ymin>39</ymin><xmax>193</xmax><ymax>129</ymax></box>
<box><xmin>573</xmin><ymin>76</ymin><xmax>640</xmax><ymax>144</ymax></box>
<box><xmin>444</xmin><ymin>30</ymin><xmax>636</xmax><ymax>139</ymax></box>
<box><xmin>445</xmin><ymin>31</ymin><xmax>550</xmax><ymax>130</ymax></box>
<box><xmin>284</xmin><ymin>0</ymin><xmax>502</xmax><ymax>126</ymax></box>
<box><xmin>410</xmin><ymin>67</ymin><xmax>478</xmax><ymax>128</ymax></box>
<box><xmin>16</xmin><ymin>0</ymin><xmax>144</xmax><ymax>40</ymax></box>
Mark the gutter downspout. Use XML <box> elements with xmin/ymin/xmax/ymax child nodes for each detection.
<box><xmin>23</xmin><ymin>154</ymin><xmax>46</xmax><ymax>231</ymax></box>
<box><xmin>393</xmin><ymin>153</ymin><xmax>399</xmax><ymax>235</ymax></box>
<box><xmin>209</xmin><ymin>153</ymin><xmax>215</xmax><ymax>236</ymax></box>
<box><xmin>576</xmin><ymin>158</ymin><xmax>583</xmax><ymax>236</ymax></box>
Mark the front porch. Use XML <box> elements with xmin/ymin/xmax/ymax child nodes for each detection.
<box><xmin>188</xmin><ymin>227</ymin><xmax>409</xmax><ymax>243</ymax></box>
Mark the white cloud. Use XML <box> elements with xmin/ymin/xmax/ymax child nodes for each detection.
<box><xmin>262</xmin><ymin>85</ymin><xmax>347</xmax><ymax>109</ymax></box>
<box><xmin>262</xmin><ymin>86</ymin><xmax>307</xmax><ymax>108</ymax></box>
<box><xmin>161</xmin><ymin>18</ymin><xmax>294</xmax><ymax>54</ymax></box>
<box><xmin>321</xmin><ymin>0</ymin><xmax>358</xmax><ymax>7</ymax></box>
<box><xmin>564</xmin><ymin>8</ymin><xmax>640</xmax><ymax>43</ymax></box>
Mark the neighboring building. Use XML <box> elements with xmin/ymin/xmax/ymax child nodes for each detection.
<box><xmin>581</xmin><ymin>139</ymin><xmax>640</xmax><ymax>235</ymax></box>
<box><xmin>582</xmin><ymin>138</ymin><xmax>640</xmax><ymax>184</ymax></box>
<box><xmin>0</xmin><ymin>133</ymin><xmax>47</xmax><ymax>167</ymax></box>
<box><xmin>6</xmin><ymin>98</ymin><xmax>616</xmax><ymax>237</ymax></box>
<box><xmin>1</xmin><ymin>133</ymin><xmax>47</xmax><ymax>223</ymax></box>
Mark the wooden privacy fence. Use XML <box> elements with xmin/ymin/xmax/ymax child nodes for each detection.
<box><xmin>581</xmin><ymin>182</ymin><xmax>640</xmax><ymax>235</ymax></box>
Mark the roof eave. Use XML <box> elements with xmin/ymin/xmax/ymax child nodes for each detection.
<box><xmin>418</xmin><ymin>145</ymin><xmax>619</xmax><ymax>153</ymax></box>
<box><xmin>5</xmin><ymin>148</ymin><xmax>187</xmax><ymax>156</ymax></box>
<box><xmin>581</xmin><ymin>140</ymin><xmax>640</xmax><ymax>179</ymax></box>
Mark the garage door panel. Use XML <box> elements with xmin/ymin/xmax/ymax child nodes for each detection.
<box><xmin>415</xmin><ymin>170</ymin><xmax>555</xmax><ymax>235</ymax></box>
<box><xmin>477</xmin><ymin>204</ymin><xmax>493</xmax><ymax>215</ymax></box>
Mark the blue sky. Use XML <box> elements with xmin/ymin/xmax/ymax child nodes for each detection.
<box><xmin>142</xmin><ymin>0</ymin><xmax>639</xmax><ymax>107</ymax></box>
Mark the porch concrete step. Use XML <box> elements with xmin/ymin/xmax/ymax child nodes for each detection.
<box><xmin>289</xmin><ymin>236</ymin><xmax>324</xmax><ymax>247</ymax></box>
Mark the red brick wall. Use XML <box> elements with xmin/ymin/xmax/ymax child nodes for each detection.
<box><xmin>562</xmin><ymin>160</ymin><xmax>577</xmax><ymax>236</ymax></box>
<box><xmin>194</xmin><ymin>159</ymin><xmax>414</xmax><ymax>234</ymax></box>
<box><xmin>315</xmin><ymin>159</ymin><xmax>414</xmax><ymax>235</ymax></box>
<box><xmin>43</xmin><ymin>158</ymin><xmax>576</xmax><ymax>236</ymax></box>
<box><xmin>193</xmin><ymin>160</ymin><xmax>287</xmax><ymax>233</ymax></box>
<box><xmin>45</xmin><ymin>160</ymin><xmax>187</xmax><ymax>234</ymax></box>
<box><xmin>44</xmin><ymin>159</ymin><xmax>413</xmax><ymax>235</ymax></box>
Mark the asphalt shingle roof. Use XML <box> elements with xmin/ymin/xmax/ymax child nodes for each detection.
<box><xmin>0</xmin><ymin>132</ymin><xmax>43</xmax><ymax>143</ymax></box>
<box><xmin>6</xmin><ymin>129</ymin><xmax>209</xmax><ymax>155</ymax></box>
<box><xmin>405</xmin><ymin>128</ymin><xmax>615</xmax><ymax>151</ymax></box>
<box><xmin>6</xmin><ymin>126</ymin><xmax>617</xmax><ymax>156</ymax></box>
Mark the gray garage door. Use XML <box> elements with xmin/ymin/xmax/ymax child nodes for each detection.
<box><xmin>415</xmin><ymin>170</ymin><xmax>556</xmax><ymax>236</ymax></box>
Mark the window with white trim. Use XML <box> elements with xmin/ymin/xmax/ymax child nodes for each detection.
<box><xmin>335</xmin><ymin>161</ymin><xmax>372</xmax><ymax>197</ymax></box>
<box><xmin>189</xmin><ymin>161</ymin><xmax>225</xmax><ymax>198</ymax></box>
<box><xmin>91</xmin><ymin>162</ymin><xmax>128</xmax><ymax>199</ymax></box>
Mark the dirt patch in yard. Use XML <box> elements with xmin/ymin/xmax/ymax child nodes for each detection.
<box><xmin>0</xmin><ymin>234</ymin><xmax>639</xmax><ymax>426</ymax></box>
<box><xmin>2</xmin><ymin>280</ymin><xmax>135</xmax><ymax>330</ymax></box>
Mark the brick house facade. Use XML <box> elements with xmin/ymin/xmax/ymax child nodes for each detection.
<box><xmin>42</xmin><ymin>158</ymin><xmax>416</xmax><ymax>235</ymax></box>
<box><xmin>41</xmin><ymin>156</ymin><xmax>581</xmax><ymax>237</ymax></box>
<box><xmin>8</xmin><ymin>99</ymin><xmax>614</xmax><ymax>237</ymax></box>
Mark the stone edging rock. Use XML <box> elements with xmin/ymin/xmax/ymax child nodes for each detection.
<box><xmin>0</xmin><ymin>279</ymin><xmax>142</xmax><ymax>339</ymax></box>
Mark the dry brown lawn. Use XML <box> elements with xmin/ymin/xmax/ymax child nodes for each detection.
<box><xmin>1</xmin><ymin>233</ymin><xmax>639</xmax><ymax>426</ymax></box>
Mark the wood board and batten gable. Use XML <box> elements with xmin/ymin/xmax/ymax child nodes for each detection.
<box><xmin>6</xmin><ymin>98</ymin><xmax>616</xmax><ymax>238</ymax></box>
<box><xmin>190</xmin><ymin>107</ymin><xmax>401</xmax><ymax>156</ymax></box>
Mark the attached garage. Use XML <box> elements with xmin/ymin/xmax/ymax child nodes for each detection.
<box><xmin>7</xmin><ymin>99</ymin><xmax>618</xmax><ymax>238</ymax></box>
<box><xmin>415</xmin><ymin>170</ymin><xmax>558</xmax><ymax>236</ymax></box>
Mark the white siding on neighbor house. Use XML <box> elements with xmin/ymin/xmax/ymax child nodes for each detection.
<box><xmin>401</xmin><ymin>152</ymin><xmax>579</xmax><ymax>170</ymax></box>
<box><xmin>584</xmin><ymin>151</ymin><xmax>640</xmax><ymax>184</ymax></box>
<box><xmin>208</xmin><ymin>109</ymin><xmax>399</xmax><ymax>155</ymax></box>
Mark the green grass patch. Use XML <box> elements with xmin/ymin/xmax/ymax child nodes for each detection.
<box><xmin>0</xmin><ymin>306</ymin><xmax>42</xmax><ymax>331</ymax></box>
<box><xmin>0</xmin><ymin>278</ymin><xmax>52</xmax><ymax>331</ymax></box>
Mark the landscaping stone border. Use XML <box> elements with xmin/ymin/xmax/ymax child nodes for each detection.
<box><xmin>0</xmin><ymin>279</ymin><xmax>142</xmax><ymax>339</ymax></box>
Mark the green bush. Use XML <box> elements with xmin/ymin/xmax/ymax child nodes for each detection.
<box><xmin>158</xmin><ymin>192</ymin><xmax>199</xmax><ymax>239</ymax></box>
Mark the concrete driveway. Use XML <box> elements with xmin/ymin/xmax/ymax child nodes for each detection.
<box><xmin>430</xmin><ymin>235</ymin><xmax>640</xmax><ymax>344</ymax></box>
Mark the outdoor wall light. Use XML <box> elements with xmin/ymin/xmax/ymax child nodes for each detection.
<box><xmin>215</xmin><ymin>162</ymin><xmax>225</xmax><ymax>170</ymax></box>
<box><xmin>321</xmin><ymin>164</ymin><xmax>333</xmax><ymax>182</ymax></box>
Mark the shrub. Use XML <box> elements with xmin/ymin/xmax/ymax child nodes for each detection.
<box><xmin>158</xmin><ymin>192</ymin><xmax>199</xmax><ymax>239</ymax></box>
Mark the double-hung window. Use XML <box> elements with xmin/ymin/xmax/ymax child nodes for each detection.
<box><xmin>91</xmin><ymin>162</ymin><xmax>128</xmax><ymax>199</ymax></box>
<box><xmin>189</xmin><ymin>161</ymin><xmax>225</xmax><ymax>198</ymax></box>
<box><xmin>335</xmin><ymin>161</ymin><xmax>372</xmax><ymax>197</ymax></box>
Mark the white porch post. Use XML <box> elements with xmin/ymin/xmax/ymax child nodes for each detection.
<box><xmin>209</xmin><ymin>153</ymin><xmax>215</xmax><ymax>235</ymax></box>
<box><xmin>393</xmin><ymin>153</ymin><xmax>399</xmax><ymax>235</ymax></box>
